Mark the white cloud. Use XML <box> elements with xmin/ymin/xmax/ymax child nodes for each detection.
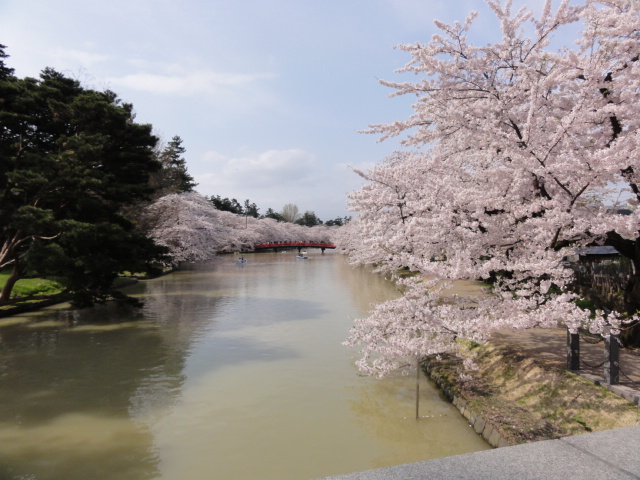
<box><xmin>192</xmin><ymin>149</ymin><xmax>370</xmax><ymax>220</ymax></box>
<box><xmin>197</xmin><ymin>149</ymin><xmax>316</xmax><ymax>192</ymax></box>
<box><xmin>107</xmin><ymin>70</ymin><xmax>277</xmax><ymax>96</ymax></box>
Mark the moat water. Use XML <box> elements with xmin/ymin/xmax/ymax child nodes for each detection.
<box><xmin>0</xmin><ymin>251</ymin><xmax>488</xmax><ymax>480</ymax></box>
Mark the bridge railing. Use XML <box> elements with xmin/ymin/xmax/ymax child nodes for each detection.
<box><xmin>253</xmin><ymin>242</ymin><xmax>336</xmax><ymax>249</ymax></box>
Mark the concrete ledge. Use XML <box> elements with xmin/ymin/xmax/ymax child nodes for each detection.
<box><xmin>315</xmin><ymin>425</ymin><xmax>640</xmax><ymax>479</ymax></box>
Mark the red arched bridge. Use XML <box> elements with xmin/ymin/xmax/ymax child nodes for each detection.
<box><xmin>253</xmin><ymin>241</ymin><xmax>336</xmax><ymax>253</ymax></box>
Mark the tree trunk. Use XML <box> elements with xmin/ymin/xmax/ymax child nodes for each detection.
<box><xmin>0</xmin><ymin>262</ymin><xmax>22</xmax><ymax>305</ymax></box>
<box><xmin>621</xmin><ymin>272</ymin><xmax>640</xmax><ymax>346</ymax></box>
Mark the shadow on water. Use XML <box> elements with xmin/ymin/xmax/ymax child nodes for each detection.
<box><xmin>214</xmin><ymin>297</ymin><xmax>328</xmax><ymax>331</ymax></box>
<box><xmin>179</xmin><ymin>335</ymin><xmax>302</xmax><ymax>383</ymax></box>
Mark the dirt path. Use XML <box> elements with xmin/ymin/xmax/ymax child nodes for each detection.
<box><xmin>490</xmin><ymin>328</ymin><xmax>640</xmax><ymax>388</ymax></box>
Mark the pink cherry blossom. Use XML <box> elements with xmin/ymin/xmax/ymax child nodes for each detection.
<box><xmin>340</xmin><ymin>0</ymin><xmax>639</xmax><ymax>377</ymax></box>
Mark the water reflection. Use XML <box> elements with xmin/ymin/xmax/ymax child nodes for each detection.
<box><xmin>0</xmin><ymin>304</ymin><xmax>171</xmax><ymax>479</ymax></box>
<box><xmin>0</xmin><ymin>413</ymin><xmax>156</xmax><ymax>480</ymax></box>
<box><xmin>0</xmin><ymin>252</ymin><xmax>488</xmax><ymax>480</ymax></box>
<box><xmin>349</xmin><ymin>373</ymin><xmax>485</xmax><ymax>469</ymax></box>
<box><xmin>334</xmin><ymin>257</ymin><xmax>401</xmax><ymax>312</ymax></box>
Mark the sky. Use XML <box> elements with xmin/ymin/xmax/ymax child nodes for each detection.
<box><xmin>1</xmin><ymin>0</ymin><xmax>563</xmax><ymax>221</ymax></box>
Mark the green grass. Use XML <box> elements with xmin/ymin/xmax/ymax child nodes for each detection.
<box><xmin>0</xmin><ymin>270</ymin><xmax>145</xmax><ymax>302</ymax></box>
<box><xmin>0</xmin><ymin>272</ymin><xmax>65</xmax><ymax>299</ymax></box>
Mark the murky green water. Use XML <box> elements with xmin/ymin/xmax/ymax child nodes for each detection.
<box><xmin>0</xmin><ymin>252</ymin><xmax>488</xmax><ymax>480</ymax></box>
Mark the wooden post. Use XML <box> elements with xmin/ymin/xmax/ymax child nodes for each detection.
<box><xmin>416</xmin><ymin>356</ymin><xmax>420</xmax><ymax>420</ymax></box>
<box><xmin>567</xmin><ymin>330</ymin><xmax>580</xmax><ymax>371</ymax></box>
<box><xmin>604</xmin><ymin>331</ymin><xmax>620</xmax><ymax>386</ymax></box>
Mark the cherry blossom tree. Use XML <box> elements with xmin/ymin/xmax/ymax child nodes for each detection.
<box><xmin>341</xmin><ymin>0</ymin><xmax>640</xmax><ymax>377</ymax></box>
<box><xmin>143</xmin><ymin>192</ymin><xmax>233</xmax><ymax>264</ymax></box>
<box><xmin>252</xmin><ymin>217</ymin><xmax>290</xmax><ymax>243</ymax></box>
<box><xmin>144</xmin><ymin>192</ymin><xmax>338</xmax><ymax>264</ymax></box>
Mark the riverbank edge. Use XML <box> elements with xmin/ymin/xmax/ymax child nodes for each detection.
<box><xmin>0</xmin><ymin>266</ymin><xmax>183</xmax><ymax>319</ymax></box>
<box><xmin>0</xmin><ymin>277</ymin><xmax>141</xmax><ymax>318</ymax></box>
<box><xmin>423</xmin><ymin>357</ymin><xmax>512</xmax><ymax>448</ymax></box>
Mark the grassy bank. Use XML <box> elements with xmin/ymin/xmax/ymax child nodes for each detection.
<box><xmin>0</xmin><ymin>272</ymin><xmax>66</xmax><ymax>316</ymax></box>
<box><xmin>0</xmin><ymin>272</ymin><xmax>65</xmax><ymax>300</ymax></box>
<box><xmin>0</xmin><ymin>272</ymin><xmax>145</xmax><ymax>316</ymax></box>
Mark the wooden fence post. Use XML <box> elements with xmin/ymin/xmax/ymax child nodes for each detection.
<box><xmin>567</xmin><ymin>330</ymin><xmax>580</xmax><ymax>371</ymax></box>
<box><xmin>604</xmin><ymin>331</ymin><xmax>620</xmax><ymax>386</ymax></box>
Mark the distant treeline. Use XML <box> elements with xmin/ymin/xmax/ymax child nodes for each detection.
<box><xmin>207</xmin><ymin>195</ymin><xmax>350</xmax><ymax>227</ymax></box>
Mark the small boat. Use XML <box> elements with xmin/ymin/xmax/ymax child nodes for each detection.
<box><xmin>296</xmin><ymin>255</ymin><xmax>308</xmax><ymax>260</ymax></box>
<box><xmin>237</xmin><ymin>257</ymin><xmax>247</xmax><ymax>264</ymax></box>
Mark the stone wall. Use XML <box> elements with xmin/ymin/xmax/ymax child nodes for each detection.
<box><xmin>423</xmin><ymin>357</ymin><xmax>511</xmax><ymax>448</ymax></box>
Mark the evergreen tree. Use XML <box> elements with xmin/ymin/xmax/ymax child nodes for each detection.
<box><xmin>209</xmin><ymin>195</ymin><xmax>244</xmax><ymax>214</ymax></box>
<box><xmin>295</xmin><ymin>211</ymin><xmax>322</xmax><ymax>227</ymax></box>
<box><xmin>325</xmin><ymin>216</ymin><xmax>350</xmax><ymax>227</ymax></box>
<box><xmin>149</xmin><ymin>135</ymin><xmax>197</xmax><ymax>196</ymax></box>
<box><xmin>0</xmin><ymin>46</ymin><xmax>166</xmax><ymax>306</ymax></box>
<box><xmin>243</xmin><ymin>199</ymin><xmax>259</xmax><ymax>218</ymax></box>
<box><xmin>262</xmin><ymin>208</ymin><xmax>285</xmax><ymax>222</ymax></box>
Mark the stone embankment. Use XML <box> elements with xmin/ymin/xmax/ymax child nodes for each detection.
<box><xmin>423</xmin><ymin>331</ymin><xmax>640</xmax><ymax>448</ymax></box>
<box><xmin>424</xmin><ymin>356</ymin><xmax>510</xmax><ymax>448</ymax></box>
